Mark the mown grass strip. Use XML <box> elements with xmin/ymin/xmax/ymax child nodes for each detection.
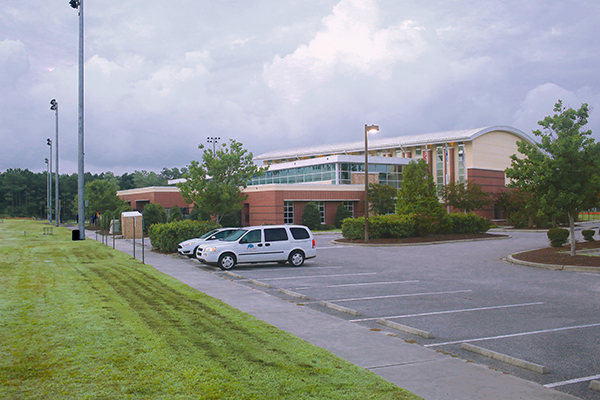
<box><xmin>0</xmin><ymin>220</ymin><xmax>421</xmax><ymax>400</ymax></box>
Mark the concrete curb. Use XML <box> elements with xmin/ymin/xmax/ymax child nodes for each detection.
<box><xmin>331</xmin><ymin>234</ymin><xmax>512</xmax><ymax>247</ymax></box>
<box><xmin>224</xmin><ymin>271</ymin><xmax>244</xmax><ymax>279</ymax></box>
<box><xmin>247</xmin><ymin>279</ymin><xmax>273</xmax><ymax>288</ymax></box>
<box><xmin>279</xmin><ymin>288</ymin><xmax>310</xmax><ymax>300</ymax></box>
<box><xmin>590</xmin><ymin>380</ymin><xmax>600</xmax><ymax>392</ymax></box>
<box><xmin>506</xmin><ymin>254</ymin><xmax>600</xmax><ymax>273</ymax></box>
<box><xmin>461</xmin><ymin>343</ymin><xmax>549</xmax><ymax>374</ymax></box>
<box><xmin>319</xmin><ymin>301</ymin><xmax>361</xmax><ymax>316</ymax></box>
<box><xmin>377</xmin><ymin>318</ymin><xmax>434</xmax><ymax>339</ymax></box>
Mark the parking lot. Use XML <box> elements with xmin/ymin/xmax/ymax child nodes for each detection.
<box><xmin>198</xmin><ymin>230</ymin><xmax>600</xmax><ymax>400</ymax></box>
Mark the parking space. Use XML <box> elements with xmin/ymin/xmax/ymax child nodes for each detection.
<box><xmin>202</xmin><ymin>230</ymin><xmax>600</xmax><ymax>399</ymax></box>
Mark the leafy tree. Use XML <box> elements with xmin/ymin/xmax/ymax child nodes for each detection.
<box><xmin>302</xmin><ymin>202</ymin><xmax>321</xmax><ymax>230</ymax></box>
<box><xmin>396</xmin><ymin>159</ymin><xmax>445</xmax><ymax>217</ymax></box>
<box><xmin>190</xmin><ymin>204</ymin><xmax>211</xmax><ymax>221</ymax></box>
<box><xmin>178</xmin><ymin>139</ymin><xmax>264</xmax><ymax>224</ymax></box>
<box><xmin>440</xmin><ymin>180</ymin><xmax>491</xmax><ymax>213</ymax></box>
<box><xmin>83</xmin><ymin>180</ymin><xmax>127</xmax><ymax>215</ymax></box>
<box><xmin>142</xmin><ymin>203</ymin><xmax>167</xmax><ymax>232</ymax></box>
<box><xmin>168</xmin><ymin>205</ymin><xmax>183</xmax><ymax>222</ymax></box>
<box><xmin>118</xmin><ymin>173</ymin><xmax>136</xmax><ymax>190</ymax></box>
<box><xmin>160</xmin><ymin>167</ymin><xmax>188</xmax><ymax>181</ymax></box>
<box><xmin>368</xmin><ymin>183</ymin><xmax>397</xmax><ymax>215</ymax></box>
<box><xmin>505</xmin><ymin>100</ymin><xmax>600</xmax><ymax>256</ymax></box>
<box><xmin>132</xmin><ymin>170</ymin><xmax>167</xmax><ymax>188</ymax></box>
<box><xmin>334</xmin><ymin>203</ymin><xmax>352</xmax><ymax>228</ymax></box>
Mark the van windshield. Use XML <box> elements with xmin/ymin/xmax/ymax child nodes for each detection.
<box><xmin>223</xmin><ymin>229</ymin><xmax>247</xmax><ymax>241</ymax></box>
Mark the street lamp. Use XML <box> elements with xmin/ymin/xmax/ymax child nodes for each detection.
<box><xmin>45</xmin><ymin>158</ymin><xmax>50</xmax><ymax>222</ymax></box>
<box><xmin>70</xmin><ymin>0</ymin><xmax>85</xmax><ymax>238</ymax></box>
<box><xmin>50</xmin><ymin>99</ymin><xmax>59</xmax><ymax>226</ymax></box>
<box><xmin>47</xmin><ymin>138</ymin><xmax>53</xmax><ymax>223</ymax></box>
<box><xmin>207</xmin><ymin>137</ymin><xmax>220</xmax><ymax>153</ymax></box>
<box><xmin>364</xmin><ymin>124</ymin><xmax>379</xmax><ymax>242</ymax></box>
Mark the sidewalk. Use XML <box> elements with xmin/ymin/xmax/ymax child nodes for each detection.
<box><xmin>86</xmin><ymin>230</ymin><xmax>580</xmax><ymax>400</ymax></box>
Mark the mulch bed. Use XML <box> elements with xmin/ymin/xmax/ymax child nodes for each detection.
<box><xmin>337</xmin><ymin>233</ymin><xmax>508</xmax><ymax>245</ymax></box>
<box><xmin>512</xmin><ymin>241</ymin><xmax>600</xmax><ymax>267</ymax></box>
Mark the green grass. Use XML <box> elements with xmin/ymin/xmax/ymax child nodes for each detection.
<box><xmin>0</xmin><ymin>220</ymin><xmax>420</xmax><ymax>400</ymax></box>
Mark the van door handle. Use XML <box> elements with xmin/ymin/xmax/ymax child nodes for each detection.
<box><xmin>257</xmin><ymin>243</ymin><xmax>263</xmax><ymax>247</ymax></box>
<box><xmin>265</xmin><ymin>243</ymin><xmax>271</xmax><ymax>247</ymax></box>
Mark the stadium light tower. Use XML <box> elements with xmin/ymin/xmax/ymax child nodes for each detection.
<box><xmin>50</xmin><ymin>99</ymin><xmax>59</xmax><ymax>226</ymax></box>
<box><xmin>47</xmin><ymin>138</ymin><xmax>53</xmax><ymax>223</ymax></box>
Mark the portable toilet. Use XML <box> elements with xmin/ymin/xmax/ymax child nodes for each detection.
<box><xmin>121</xmin><ymin>211</ymin><xmax>143</xmax><ymax>239</ymax></box>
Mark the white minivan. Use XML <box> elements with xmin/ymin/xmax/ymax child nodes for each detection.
<box><xmin>196</xmin><ymin>225</ymin><xmax>316</xmax><ymax>270</ymax></box>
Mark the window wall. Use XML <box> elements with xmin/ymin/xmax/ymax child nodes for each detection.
<box><xmin>284</xmin><ymin>201</ymin><xmax>294</xmax><ymax>224</ymax></box>
<box><xmin>338</xmin><ymin>163</ymin><xmax>403</xmax><ymax>188</ymax></box>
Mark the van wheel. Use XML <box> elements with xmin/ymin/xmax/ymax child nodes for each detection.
<box><xmin>218</xmin><ymin>253</ymin><xmax>236</xmax><ymax>270</ymax></box>
<box><xmin>289</xmin><ymin>250</ymin><xmax>305</xmax><ymax>267</ymax></box>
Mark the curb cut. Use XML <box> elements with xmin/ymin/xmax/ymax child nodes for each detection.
<box><xmin>506</xmin><ymin>254</ymin><xmax>600</xmax><ymax>273</ymax></box>
<box><xmin>331</xmin><ymin>234</ymin><xmax>512</xmax><ymax>247</ymax></box>
<box><xmin>461</xmin><ymin>343</ymin><xmax>549</xmax><ymax>374</ymax></box>
<box><xmin>319</xmin><ymin>301</ymin><xmax>361</xmax><ymax>316</ymax></box>
<box><xmin>377</xmin><ymin>318</ymin><xmax>434</xmax><ymax>339</ymax></box>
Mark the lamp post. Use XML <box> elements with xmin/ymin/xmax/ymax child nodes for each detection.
<box><xmin>207</xmin><ymin>136</ymin><xmax>220</xmax><ymax>153</ymax></box>
<box><xmin>50</xmin><ymin>99</ymin><xmax>59</xmax><ymax>226</ymax></box>
<box><xmin>364</xmin><ymin>124</ymin><xmax>379</xmax><ymax>242</ymax></box>
<box><xmin>45</xmin><ymin>158</ymin><xmax>50</xmax><ymax>222</ymax></box>
<box><xmin>70</xmin><ymin>0</ymin><xmax>85</xmax><ymax>238</ymax></box>
<box><xmin>47</xmin><ymin>138</ymin><xmax>53</xmax><ymax>223</ymax></box>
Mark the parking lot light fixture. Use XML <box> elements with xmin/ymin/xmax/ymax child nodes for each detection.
<box><xmin>364</xmin><ymin>124</ymin><xmax>379</xmax><ymax>242</ymax></box>
<box><xmin>50</xmin><ymin>99</ymin><xmax>59</xmax><ymax>226</ymax></box>
<box><xmin>47</xmin><ymin>138</ymin><xmax>53</xmax><ymax>223</ymax></box>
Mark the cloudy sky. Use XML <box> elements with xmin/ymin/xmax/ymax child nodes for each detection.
<box><xmin>1</xmin><ymin>0</ymin><xmax>599</xmax><ymax>175</ymax></box>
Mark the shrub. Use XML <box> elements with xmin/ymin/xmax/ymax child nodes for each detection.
<box><xmin>142</xmin><ymin>203</ymin><xmax>167</xmax><ymax>232</ymax></box>
<box><xmin>302</xmin><ymin>202</ymin><xmax>322</xmax><ymax>230</ymax></box>
<box><xmin>410</xmin><ymin>212</ymin><xmax>445</xmax><ymax>237</ymax></box>
<box><xmin>334</xmin><ymin>204</ymin><xmax>352</xmax><ymax>229</ymax></box>
<box><xmin>341</xmin><ymin>214</ymin><xmax>415</xmax><ymax>240</ymax></box>
<box><xmin>446</xmin><ymin>213</ymin><xmax>492</xmax><ymax>234</ymax></box>
<box><xmin>168</xmin><ymin>206</ymin><xmax>183</xmax><ymax>222</ymax></box>
<box><xmin>341</xmin><ymin>217</ymin><xmax>364</xmax><ymax>240</ymax></box>
<box><xmin>315</xmin><ymin>224</ymin><xmax>336</xmax><ymax>231</ymax></box>
<box><xmin>148</xmin><ymin>220</ymin><xmax>220</xmax><ymax>253</ymax></box>
<box><xmin>547</xmin><ymin>228</ymin><xmax>569</xmax><ymax>248</ymax></box>
<box><xmin>582</xmin><ymin>229</ymin><xmax>595</xmax><ymax>242</ymax></box>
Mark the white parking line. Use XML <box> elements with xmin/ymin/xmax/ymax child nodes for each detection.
<box><xmin>257</xmin><ymin>272</ymin><xmax>377</xmax><ymax>281</ymax></box>
<box><xmin>425</xmin><ymin>322</ymin><xmax>600</xmax><ymax>348</ymax></box>
<box><xmin>317</xmin><ymin>246</ymin><xmax>352</xmax><ymax>249</ymax></box>
<box><xmin>328</xmin><ymin>280</ymin><xmax>419</xmax><ymax>288</ymax></box>
<box><xmin>544</xmin><ymin>374</ymin><xmax>600</xmax><ymax>388</ymax></box>
<box><xmin>328</xmin><ymin>289</ymin><xmax>472</xmax><ymax>303</ymax></box>
<box><xmin>350</xmin><ymin>302</ymin><xmax>544</xmax><ymax>322</ymax></box>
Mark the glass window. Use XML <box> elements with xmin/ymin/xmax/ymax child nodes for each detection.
<box><xmin>415</xmin><ymin>146</ymin><xmax>422</xmax><ymax>157</ymax></box>
<box><xmin>316</xmin><ymin>201</ymin><xmax>325</xmax><ymax>224</ymax></box>
<box><xmin>290</xmin><ymin>227</ymin><xmax>310</xmax><ymax>239</ymax></box>
<box><xmin>436</xmin><ymin>146</ymin><xmax>444</xmax><ymax>192</ymax></box>
<box><xmin>343</xmin><ymin>201</ymin><xmax>354</xmax><ymax>217</ymax></box>
<box><xmin>458</xmin><ymin>143</ymin><xmax>465</xmax><ymax>183</ymax></box>
<box><xmin>284</xmin><ymin>201</ymin><xmax>294</xmax><ymax>224</ymax></box>
<box><xmin>265</xmin><ymin>228</ymin><xmax>288</xmax><ymax>242</ymax></box>
<box><xmin>240</xmin><ymin>229</ymin><xmax>261</xmax><ymax>244</ymax></box>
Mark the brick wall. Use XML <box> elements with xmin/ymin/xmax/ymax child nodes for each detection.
<box><xmin>467</xmin><ymin>168</ymin><xmax>505</xmax><ymax>219</ymax></box>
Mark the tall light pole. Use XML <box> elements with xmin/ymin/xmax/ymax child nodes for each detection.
<box><xmin>47</xmin><ymin>138</ymin><xmax>53</xmax><ymax>223</ymax></box>
<box><xmin>70</xmin><ymin>0</ymin><xmax>85</xmax><ymax>238</ymax></box>
<box><xmin>50</xmin><ymin>99</ymin><xmax>59</xmax><ymax>226</ymax></box>
<box><xmin>45</xmin><ymin>158</ymin><xmax>50</xmax><ymax>222</ymax></box>
<box><xmin>364</xmin><ymin>124</ymin><xmax>379</xmax><ymax>242</ymax></box>
<box><xmin>207</xmin><ymin>136</ymin><xmax>220</xmax><ymax>153</ymax></box>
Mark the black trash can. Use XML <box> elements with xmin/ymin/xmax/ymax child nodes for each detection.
<box><xmin>72</xmin><ymin>229</ymin><xmax>80</xmax><ymax>241</ymax></box>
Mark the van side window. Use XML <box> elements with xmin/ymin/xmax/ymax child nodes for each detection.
<box><xmin>240</xmin><ymin>229</ymin><xmax>261</xmax><ymax>244</ymax></box>
<box><xmin>290</xmin><ymin>227</ymin><xmax>310</xmax><ymax>240</ymax></box>
<box><xmin>264</xmin><ymin>228</ymin><xmax>288</xmax><ymax>242</ymax></box>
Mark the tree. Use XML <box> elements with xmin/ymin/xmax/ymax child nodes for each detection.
<box><xmin>505</xmin><ymin>100</ymin><xmax>600</xmax><ymax>256</ymax></box>
<box><xmin>302</xmin><ymin>202</ymin><xmax>321</xmax><ymax>230</ymax></box>
<box><xmin>368</xmin><ymin>183</ymin><xmax>397</xmax><ymax>215</ymax></box>
<box><xmin>168</xmin><ymin>205</ymin><xmax>183</xmax><ymax>222</ymax></box>
<box><xmin>396</xmin><ymin>159</ymin><xmax>445</xmax><ymax>217</ymax></box>
<box><xmin>142</xmin><ymin>203</ymin><xmax>167</xmax><ymax>232</ymax></box>
<box><xmin>83</xmin><ymin>180</ymin><xmax>127</xmax><ymax>215</ymax></box>
<box><xmin>440</xmin><ymin>180</ymin><xmax>491</xmax><ymax>213</ymax></box>
<box><xmin>132</xmin><ymin>170</ymin><xmax>167</xmax><ymax>188</ymax></box>
<box><xmin>334</xmin><ymin>203</ymin><xmax>352</xmax><ymax>228</ymax></box>
<box><xmin>178</xmin><ymin>139</ymin><xmax>264</xmax><ymax>224</ymax></box>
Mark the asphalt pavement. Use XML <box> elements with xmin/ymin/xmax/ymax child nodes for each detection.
<box><xmin>84</xmin><ymin>228</ymin><xmax>592</xmax><ymax>400</ymax></box>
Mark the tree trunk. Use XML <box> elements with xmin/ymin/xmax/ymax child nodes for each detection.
<box><xmin>568</xmin><ymin>211</ymin><xmax>576</xmax><ymax>256</ymax></box>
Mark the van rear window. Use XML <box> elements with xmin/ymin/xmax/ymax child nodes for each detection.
<box><xmin>290</xmin><ymin>227</ymin><xmax>310</xmax><ymax>240</ymax></box>
<box><xmin>265</xmin><ymin>228</ymin><xmax>288</xmax><ymax>242</ymax></box>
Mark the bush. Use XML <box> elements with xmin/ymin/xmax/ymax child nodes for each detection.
<box><xmin>334</xmin><ymin>204</ymin><xmax>352</xmax><ymax>229</ymax></box>
<box><xmin>582</xmin><ymin>229</ymin><xmax>595</xmax><ymax>242</ymax></box>
<box><xmin>547</xmin><ymin>228</ymin><xmax>569</xmax><ymax>248</ymax></box>
<box><xmin>302</xmin><ymin>202</ymin><xmax>322</xmax><ymax>231</ymax></box>
<box><xmin>168</xmin><ymin>206</ymin><xmax>183</xmax><ymax>222</ymax></box>
<box><xmin>148</xmin><ymin>220</ymin><xmax>220</xmax><ymax>253</ymax></box>
<box><xmin>410</xmin><ymin>212</ymin><xmax>447</xmax><ymax>237</ymax></box>
<box><xmin>315</xmin><ymin>224</ymin><xmax>336</xmax><ymax>231</ymax></box>
<box><xmin>341</xmin><ymin>214</ymin><xmax>415</xmax><ymax>240</ymax></box>
<box><xmin>446</xmin><ymin>213</ymin><xmax>492</xmax><ymax>234</ymax></box>
<box><xmin>143</xmin><ymin>203</ymin><xmax>167</xmax><ymax>232</ymax></box>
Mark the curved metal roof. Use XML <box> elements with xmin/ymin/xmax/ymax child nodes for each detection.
<box><xmin>255</xmin><ymin>126</ymin><xmax>534</xmax><ymax>161</ymax></box>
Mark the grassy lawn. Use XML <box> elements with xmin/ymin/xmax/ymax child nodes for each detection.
<box><xmin>0</xmin><ymin>220</ymin><xmax>420</xmax><ymax>400</ymax></box>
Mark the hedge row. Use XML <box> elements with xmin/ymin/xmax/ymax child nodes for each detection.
<box><xmin>341</xmin><ymin>212</ymin><xmax>492</xmax><ymax>240</ymax></box>
<box><xmin>148</xmin><ymin>220</ymin><xmax>220</xmax><ymax>253</ymax></box>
